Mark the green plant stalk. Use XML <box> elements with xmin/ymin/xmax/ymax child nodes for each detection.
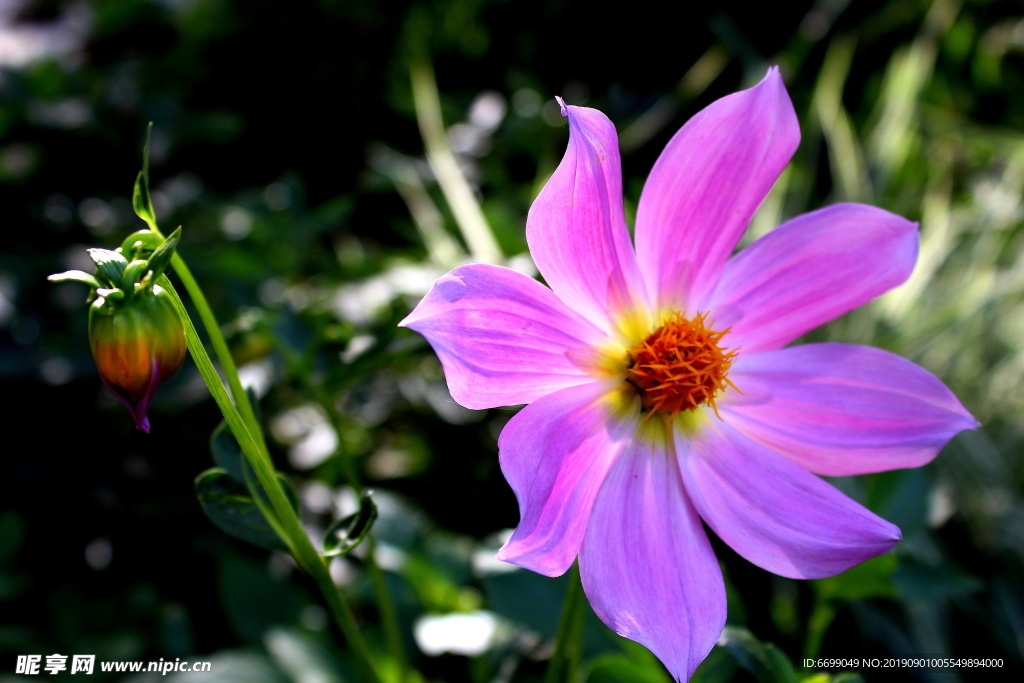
<box><xmin>160</xmin><ymin>276</ymin><xmax>381</xmax><ymax>683</ymax></box>
<box><xmin>156</xmin><ymin>244</ymin><xmax>265</xmax><ymax>451</ymax></box>
<box><xmin>274</xmin><ymin>337</ymin><xmax>408</xmax><ymax>680</ymax></box>
<box><xmin>545</xmin><ymin>562</ymin><xmax>586</xmax><ymax>683</ymax></box>
<box><xmin>366</xmin><ymin>534</ymin><xmax>406</xmax><ymax>681</ymax></box>
<box><xmin>802</xmin><ymin>597</ymin><xmax>836</xmax><ymax>664</ymax></box>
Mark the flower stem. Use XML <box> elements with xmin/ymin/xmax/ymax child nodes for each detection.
<box><xmin>546</xmin><ymin>562</ymin><xmax>586</xmax><ymax>683</ymax></box>
<box><xmin>159</xmin><ymin>275</ymin><xmax>381</xmax><ymax>683</ymax></box>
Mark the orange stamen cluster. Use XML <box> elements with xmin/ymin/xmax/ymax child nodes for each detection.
<box><xmin>625</xmin><ymin>312</ymin><xmax>738</xmax><ymax>420</ymax></box>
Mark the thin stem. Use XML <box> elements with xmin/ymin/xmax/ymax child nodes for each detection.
<box><xmin>546</xmin><ymin>562</ymin><xmax>586</xmax><ymax>683</ymax></box>
<box><xmin>274</xmin><ymin>336</ymin><xmax>408</xmax><ymax>680</ymax></box>
<box><xmin>802</xmin><ymin>597</ymin><xmax>836</xmax><ymax>663</ymax></box>
<box><xmin>149</xmin><ymin>219</ymin><xmax>263</xmax><ymax>449</ymax></box>
<box><xmin>161</xmin><ymin>277</ymin><xmax>381</xmax><ymax>683</ymax></box>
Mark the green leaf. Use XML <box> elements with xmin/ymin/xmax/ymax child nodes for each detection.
<box><xmin>122</xmin><ymin>259</ymin><xmax>149</xmax><ymax>290</ymax></box>
<box><xmin>132</xmin><ymin>124</ymin><xmax>156</xmax><ymax>225</ymax></box>
<box><xmin>718</xmin><ymin>626</ymin><xmax>798</xmax><ymax>683</ymax></box>
<box><xmin>95</xmin><ymin>287</ymin><xmax>125</xmax><ymax>303</ymax></box>
<box><xmin>323</xmin><ymin>490</ymin><xmax>378</xmax><ymax>558</ymax></box>
<box><xmin>584</xmin><ymin>653</ymin><xmax>671</xmax><ymax>683</ymax></box>
<box><xmin>210</xmin><ymin>420</ymin><xmax>247</xmax><ymax>483</ymax></box>
<box><xmin>87</xmin><ymin>248</ymin><xmax>128</xmax><ymax>287</ymax></box>
<box><xmin>132</xmin><ymin>171</ymin><xmax>154</xmax><ymax>224</ymax></box>
<box><xmin>142</xmin><ymin>226</ymin><xmax>181</xmax><ymax>283</ymax></box>
<box><xmin>813</xmin><ymin>554</ymin><xmax>898</xmax><ymax>602</ymax></box>
<box><xmin>210</xmin><ymin>389</ymin><xmax>264</xmax><ymax>484</ymax></box>
<box><xmin>47</xmin><ymin>270</ymin><xmax>103</xmax><ymax>289</ymax></box>
<box><xmin>195</xmin><ymin>467</ymin><xmax>287</xmax><ymax>552</ymax></box>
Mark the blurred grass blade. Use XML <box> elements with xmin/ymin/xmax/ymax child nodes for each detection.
<box><xmin>410</xmin><ymin>60</ymin><xmax>502</xmax><ymax>264</ymax></box>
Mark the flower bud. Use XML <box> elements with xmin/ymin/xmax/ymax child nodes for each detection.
<box><xmin>88</xmin><ymin>284</ymin><xmax>186</xmax><ymax>432</ymax></box>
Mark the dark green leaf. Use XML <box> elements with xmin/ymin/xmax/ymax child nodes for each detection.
<box><xmin>718</xmin><ymin>626</ymin><xmax>798</xmax><ymax>683</ymax></box>
<box><xmin>210</xmin><ymin>420</ymin><xmax>246</xmax><ymax>484</ymax></box>
<box><xmin>47</xmin><ymin>270</ymin><xmax>103</xmax><ymax>289</ymax></box>
<box><xmin>195</xmin><ymin>468</ymin><xmax>286</xmax><ymax>552</ymax></box>
<box><xmin>584</xmin><ymin>653</ymin><xmax>671</xmax><ymax>683</ymax></box>
<box><xmin>323</xmin><ymin>490</ymin><xmax>378</xmax><ymax>557</ymax></box>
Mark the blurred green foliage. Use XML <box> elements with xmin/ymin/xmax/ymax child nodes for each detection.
<box><xmin>2</xmin><ymin>0</ymin><xmax>1023</xmax><ymax>681</ymax></box>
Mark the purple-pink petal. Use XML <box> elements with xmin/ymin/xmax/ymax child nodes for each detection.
<box><xmin>707</xmin><ymin>204</ymin><xmax>919</xmax><ymax>353</ymax></box>
<box><xmin>635</xmin><ymin>67</ymin><xmax>799</xmax><ymax>312</ymax></box>
<box><xmin>679</xmin><ymin>422</ymin><xmax>902</xmax><ymax>579</ymax></box>
<box><xmin>399</xmin><ymin>264</ymin><xmax>605</xmax><ymax>409</ymax></box>
<box><xmin>497</xmin><ymin>381</ymin><xmax>630</xmax><ymax>577</ymax></box>
<box><xmin>720</xmin><ymin>343</ymin><xmax>978</xmax><ymax>476</ymax></box>
<box><xmin>580</xmin><ymin>439</ymin><xmax>726</xmax><ymax>682</ymax></box>
<box><xmin>526</xmin><ymin>99</ymin><xmax>647</xmax><ymax>335</ymax></box>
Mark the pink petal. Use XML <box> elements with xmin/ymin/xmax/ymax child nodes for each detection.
<box><xmin>679</xmin><ymin>422</ymin><xmax>901</xmax><ymax>579</ymax></box>
<box><xmin>497</xmin><ymin>381</ymin><xmax>630</xmax><ymax>576</ymax></box>
<box><xmin>720</xmin><ymin>343</ymin><xmax>978</xmax><ymax>476</ymax></box>
<box><xmin>707</xmin><ymin>204</ymin><xmax>919</xmax><ymax>353</ymax></box>
<box><xmin>635</xmin><ymin>67</ymin><xmax>799</xmax><ymax>312</ymax></box>
<box><xmin>580</xmin><ymin>439</ymin><xmax>726</xmax><ymax>682</ymax></box>
<box><xmin>526</xmin><ymin>99</ymin><xmax>647</xmax><ymax>336</ymax></box>
<box><xmin>399</xmin><ymin>264</ymin><xmax>605</xmax><ymax>409</ymax></box>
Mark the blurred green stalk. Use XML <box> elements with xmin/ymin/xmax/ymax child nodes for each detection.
<box><xmin>546</xmin><ymin>562</ymin><xmax>586</xmax><ymax>683</ymax></box>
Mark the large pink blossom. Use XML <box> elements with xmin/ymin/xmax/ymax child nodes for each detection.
<box><xmin>400</xmin><ymin>68</ymin><xmax>977</xmax><ymax>680</ymax></box>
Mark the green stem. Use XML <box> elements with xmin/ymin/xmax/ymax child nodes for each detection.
<box><xmin>546</xmin><ymin>562</ymin><xmax>586</xmax><ymax>683</ymax></box>
<box><xmin>148</xmin><ymin>220</ymin><xmax>263</xmax><ymax>448</ymax></box>
<box><xmin>275</xmin><ymin>336</ymin><xmax>408</xmax><ymax>680</ymax></box>
<box><xmin>160</xmin><ymin>277</ymin><xmax>381</xmax><ymax>683</ymax></box>
<box><xmin>367</xmin><ymin>535</ymin><xmax>406</xmax><ymax>680</ymax></box>
<box><xmin>802</xmin><ymin>597</ymin><xmax>836</xmax><ymax>663</ymax></box>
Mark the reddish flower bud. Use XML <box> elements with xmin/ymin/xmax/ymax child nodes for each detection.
<box><xmin>88</xmin><ymin>284</ymin><xmax>186</xmax><ymax>432</ymax></box>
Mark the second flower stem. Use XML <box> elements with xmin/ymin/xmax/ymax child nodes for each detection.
<box><xmin>546</xmin><ymin>562</ymin><xmax>586</xmax><ymax>683</ymax></box>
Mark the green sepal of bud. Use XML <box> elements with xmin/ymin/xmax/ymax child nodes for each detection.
<box><xmin>119</xmin><ymin>230</ymin><xmax>163</xmax><ymax>259</ymax></box>
<box><xmin>122</xmin><ymin>260</ymin><xmax>150</xmax><ymax>293</ymax></box>
<box><xmin>95</xmin><ymin>287</ymin><xmax>125</xmax><ymax>303</ymax></box>
<box><xmin>87</xmin><ymin>249</ymin><xmax>128</xmax><ymax>288</ymax></box>
<box><xmin>47</xmin><ymin>270</ymin><xmax>103</xmax><ymax>289</ymax></box>
<box><xmin>143</xmin><ymin>227</ymin><xmax>181</xmax><ymax>284</ymax></box>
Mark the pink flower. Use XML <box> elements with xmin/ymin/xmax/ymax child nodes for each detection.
<box><xmin>400</xmin><ymin>69</ymin><xmax>977</xmax><ymax>680</ymax></box>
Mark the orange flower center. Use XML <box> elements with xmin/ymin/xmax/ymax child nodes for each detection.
<box><xmin>625</xmin><ymin>312</ymin><xmax>737</xmax><ymax>420</ymax></box>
